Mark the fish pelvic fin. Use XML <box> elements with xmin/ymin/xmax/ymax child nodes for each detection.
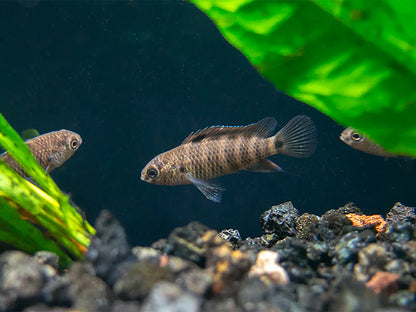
<box><xmin>185</xmin><ymin>173</ymin><xmax>225</xmax><ymax>203</ymax></box>
<box><xmin>274</xmin><ymin>115</ymin><xmax>317</xmax><ymax>158</ymax></box>
<box><xmin>245</xmin><ymin>159</ymin><xmax>283</xmax><ymax>172</ymax></box>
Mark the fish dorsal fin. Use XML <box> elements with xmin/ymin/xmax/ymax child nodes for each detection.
<box><xmin>181</xmin><ymin>117</ymin><xmax>277</xmax><ymax>145</ymax></box>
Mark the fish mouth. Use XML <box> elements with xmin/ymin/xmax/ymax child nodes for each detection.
<box><xmin>140</xmin><ymin>169</ymin><xmax>149</xmax><ymax>182</ymax></box>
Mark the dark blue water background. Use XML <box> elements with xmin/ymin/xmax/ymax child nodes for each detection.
<box><xmin>1</xmin><ymin>1</ymin><xmax>415</xmax><ymax>246</ymax></box>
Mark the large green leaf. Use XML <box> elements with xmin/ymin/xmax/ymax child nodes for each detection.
<box><xmin>0</xmin><ymin>113</ymin><xmax>95</xmax><ymax>265</ymax></box>
<box><xmin>0</xmin><ymin>197</ymin><xmax>72</xmax><ymax>267</ymax></box>
<box><xmin>191</xmin><ymin>0</ymin><xmax>416</xmax><ymax>156</ymax></box>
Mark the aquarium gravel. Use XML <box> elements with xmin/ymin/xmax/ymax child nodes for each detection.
<box><xmin>0</xmin><ymin>201</ymin><xmax>415</xmax><ymax>312</ymax></box>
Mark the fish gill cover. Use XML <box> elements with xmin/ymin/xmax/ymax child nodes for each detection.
<box><xmin>0</xmin><ymin>113</ymin><xmax>94</xmax><ymax>267</ymax></box>
<box><xmin>190</xmin><ymin>0</ymin><xmax>416</xmax><ymax>157</ymax></box>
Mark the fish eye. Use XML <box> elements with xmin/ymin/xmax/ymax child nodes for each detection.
<box><xmin>70</xmin><ymin>139</ymin><xmax>79</xmax><ymax>149</ymax></box>
<box><xmin>351</xmin><ymin>132</ymin><xmax>362</xmax><ymax>141</ymax></box>
<box><xmin>147</xmin><ymin>167</ymin><xmax>158</xmax><ymax>179</ymax></box>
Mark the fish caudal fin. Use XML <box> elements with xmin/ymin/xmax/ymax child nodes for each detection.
<box><xmin>186</xmin><ymin>173</ymin><xmax>225</xmax><ymax>203</ymax></box>
<box><xmin>274</xmin><ymin>115</ymin><xmax>317</xmax><ymax>158</ymax></box>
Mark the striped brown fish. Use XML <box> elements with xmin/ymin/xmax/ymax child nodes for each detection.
<box><xmin>141</xmin><ymin>115</ymin><xmax>317</xmax><ymax>202</ymax></box>
<box><xmin>0</xmin><ymin>129</ymin><xmax>82</xmax><ymax>177</ymax></box>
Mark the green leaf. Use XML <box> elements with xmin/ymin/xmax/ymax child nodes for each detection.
<box><xmin>0</xmin><ymin>113</ymin><xmax>95</xmax><ymax>266</ymax></box>
<box><xmin>191</xmin><ymin>0</ymin><xmax>416</xmax><ymax>156</ymax></box>
<box><xmin>0</xmin><ymin>198</ymin><xmax>72</xmax><ymax>267</ymax></box>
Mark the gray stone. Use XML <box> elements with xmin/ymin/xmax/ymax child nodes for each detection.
<box><xmin>354</xmin><ymin>243</ymin><xmax>391</xmax><ymax>282</ymax></box>
<box><xmin>177</xmin><ymin>269</ymin><xmax>213</xmax><ymax>295</ymax></box>
<box><xmin>33</xmin><ymin>251</ymin><xmax>59</xmax><ymax>270</ymax></box>
<box><xmin>164</xmin><ymin>222</ymin><xmax>212</xmax><ymax>266</ymax></box>
<box><xmin>132</xmin><ymin>246</ymin><xmax>162</xmax><ymax>264</ymax></box>
<box><xmin>333</xmin><ymin>230</ymin><xmax>376</xmax><ymax>265</ymax></box>
<box><xmin>86</xmin><ymin>210</ymin><xmax>135</xmax><ymax>287</ymax></box>
<box><xmin>0</xmin><ymin>251</ymin><xmax>51</xmax><ymax>311</ymax></box>
<box><xmin>141</xmin><ymin>282</ymin><xmax>201</xmax><ymax>312</ymax></box>
<box><xmin>113</xmin><ymin>261</ymin><xmax>174</xmax><ymax>300</ymax></box>
<box><xmin>43</xmin><ymin>262</ymin><xmax>112</xmax><ymax>312</ymax></box>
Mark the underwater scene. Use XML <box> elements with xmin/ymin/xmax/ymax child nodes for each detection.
<box><xmin>0</xmin><ymin>0</ymin><xmax>416</xmax><ymax>311</ymax></box>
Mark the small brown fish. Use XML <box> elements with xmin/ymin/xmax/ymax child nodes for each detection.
<box><xmin>0</xmin><ymin>129</ymin><xmax>82</xmax><ymax>177</ymax></box>
<box><xmin>340</xmin><ymin>127</ymin><xmax>399</xmax><ymax>157</ymax></box>
<box><xmin>141</xmin><ymin>116</ymin><xmax>317</xmax><ymax>202</ymax></box>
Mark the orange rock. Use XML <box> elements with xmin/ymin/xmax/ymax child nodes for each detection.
<box><xmin>207</xmin><ymin>244</ymin><xmax>251</xmax><ymax>294</ymax></box>
<box><xmin>365</xmin><ymin>271</ymin><xmax>400</xmax><ymax>294</ymax></box>
<box><xmin>159</xmin><ymin>253</ymin><xmax>169</xmax><ymax>267</ymax></box>
<box><xmin>346</xmin><ymin>213</ymin><xmax>387</xmax><ymax>235</ymax></box>
<box><xmin>409</xmin><ymin>280</ymin><xmax>416</xmax><ymax>293</ymax></box>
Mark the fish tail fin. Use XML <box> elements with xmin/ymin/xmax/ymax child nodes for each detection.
<box><xmin>273</xmin><ymin>115</ymin><xmax>317</xmax><ymax>158</ymax></box>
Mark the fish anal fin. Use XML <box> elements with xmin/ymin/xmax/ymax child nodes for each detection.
<box><xmin>245</xmin><ymin>159</ymin><xmax>283</xmax><ymax>172</ymax></box>
<box><xmin>185</xmin><ymin>173</ymin><xmax>224</xmax><ymax>203</ymax></box>
<box><xmin>181</xmin><ymin>117</ymin><xmax>277</xmax><ymax>145</ymax></box>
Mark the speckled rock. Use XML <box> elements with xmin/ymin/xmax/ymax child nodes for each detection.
<box><xmin>389</xmin><ymin>290</ymin><xmax>416</xmax><ymax>308</ymax></box>
<box><xmin>337</xmin><ymin>202</ymin><xmax>363</xmax><ymax>215</ymax></box>
<box><xmin>239</xmin><ymin>233</ymin><xmax>279</xmax><ymax>254</ymax></box>
<box><xmin>141</xmin><ymin>282</ymin><xmax>201</xmax><ymax>312</ymax></box>
<box><xmin>259</xmin><ymin>201</ymin><xmax>299</xmax><ymax>238</ymax></box>
<box><xmin>332</xmin><ymin>230</ymin><xmax>376</xmax><ymax>266</ymax></box>
<box><xmin>86</xmin><ymin>210</ymin><xmax>135</xmax><ymax>287</ymax></box>
<box><xmin>218</xmin><ymin>229</ymin><xmax>242</xmax><ymax>249</ymax></box>
<box><xmin>386</xmin><ymin>222</ymin><xmax>416</xmax><ymax>242</ymax></box>
<box><xmin>326</xmin><ymin>275</ymin><xmax>382</xmax><ymax>312</ymax></box>
<box><xmin>306</xmin><ymin>241</ymin><xmax>330</xmax><ymax>265</ymax></box>
<box><xmin>386</xmin><ymin>202</ymin><xmax>416</xmax><ymax>227</ymax></box>
<box><xmin>113</xmin><ymin>261</ymin><xmax>174</xmax><ymax>300</ymax></box>
<box><xmin>321</xmin><ymin>209</ymin><xmax>353</xmax><ymax>236</ymax></box>
<box><xmin>2</xmin><ymin>202</ymin><xmax>416</xmax><ymax>311</ymax></box>
<box><xmin>354</xmin><ymin>243</ymin><xmax>392</xmax><ymax>282</ymax></box>
<box><xmin>403</xmin><ymin>240</ymin><xmax>416</xmax><ymax>262</ymax></box>
<box><xmin>272</xmin><ymin>238</ymin><xmax>307</xmax><ymax>265</ymax></box>
<box><xmin>295</xmin><ymin>213</ymin><xmax>326</xmax><ymax>241</ymax></box>
<box><xmin>271</xmin><ymin>237</ymin><xmax>316</xmax><ymax>283</ymax></box>
<box><xmin>385</xmin><ymin>259</ymin><xmax>411</xmax><ymax>275</ymax></box>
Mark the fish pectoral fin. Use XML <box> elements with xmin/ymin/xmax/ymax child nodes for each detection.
<box><xmin>45</xmin><ymin>154</ymin><xmax>55</xmax><ymax>173</ymax></box>
<box><xmin>185</xmin><ymin>173</ymin><xmax>224</xmax><ymax>203</ymax></box>
<box><xmin>245</xmin><ymin>159</ymin><xmax>283</xmax><ymax>173</ymax></box>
